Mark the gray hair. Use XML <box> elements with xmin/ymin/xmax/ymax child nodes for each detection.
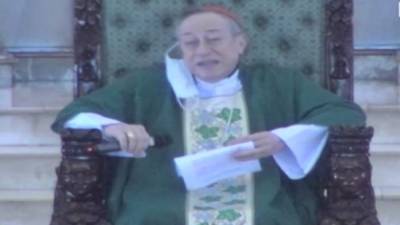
<box><xmin>176</xmin><ymin>6</ymin><xmax>245</xmax><ymax>37</ymax></box>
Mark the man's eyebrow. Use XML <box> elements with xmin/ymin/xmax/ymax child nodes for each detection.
<box><xmin>205</xmin><ymin>29</ymin><xmax>222</xmax><ymax>33</ymax></box>
<box><xmin>180</xmin><ymin>32</ymin><xmax>195</xmax><ymax>37</ymax></box>
<box><xmin>180</xmin><ymin>28</ymin><xmax>223</xmax><ymax>36</ymax></box>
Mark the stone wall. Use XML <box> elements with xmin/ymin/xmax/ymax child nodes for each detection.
<box><xmin>354</xmin><ymin>50</ymin><xmax>400</xmax><ymax>106</ymax></box>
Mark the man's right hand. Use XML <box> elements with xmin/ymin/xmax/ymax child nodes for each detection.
<box><xmin>103</xmin><ymin>123</ymin><xmax>153</xmax><ymax>157</ymax></box>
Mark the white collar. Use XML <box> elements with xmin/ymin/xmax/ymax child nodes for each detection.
<box><xmin>194</xmin><ymin>70</ymin><xmax>241</xmax><ymax>98</ymax></box>
<box><xmin>165</xmin><ymin>44</ymin><xmax>242</xmax><ymax>99</ymax></box>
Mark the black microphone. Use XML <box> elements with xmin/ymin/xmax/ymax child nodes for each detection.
<box><xmin>96</xmin><ymin>135</ymin><xmax>172</xmax><ymax>153</ymax></box>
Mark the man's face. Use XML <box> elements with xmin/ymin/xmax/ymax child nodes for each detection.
<box><xmin>177</xmin><ymin>12</ymin><xmax>247</xmax><ymax>82</ymax></box>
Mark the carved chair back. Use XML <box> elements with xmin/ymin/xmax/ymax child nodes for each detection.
<box><xmin>50</xmin><ymin>1</ymin><xmax>380</xmax><ymax>225</ymax></box>
<box><xmin>102</xmin><ymin>0</ymin><xmax>325</xmax><ymax>84</ymax></box>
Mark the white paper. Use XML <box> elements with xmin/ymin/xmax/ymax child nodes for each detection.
<box><xmin>174</xmin><ymin>142</ymin><xmax>261</xmax><ymax>190</ymax></box>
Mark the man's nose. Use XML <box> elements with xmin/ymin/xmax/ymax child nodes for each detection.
<box><xmin>196</xmin><ymin>41</ymin><xmax>211</xmax><ymax>56</ymax></box>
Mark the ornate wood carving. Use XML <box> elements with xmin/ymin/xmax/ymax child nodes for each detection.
<box><xmin>322</xmin><ymin>2</ymin><xmax>380</xmax><ymax>223</ymax></box>
<box><xmin>325</xmin><ymin>0</ymin><xmax>354</xmax><ymax>100</ymax></box>
<box><xmin>50</xmin><ymin>1</ymin><xmax>108</xmax><ymax>224</ymax></box>
<box><xmin>318</xmin><ymin>126</ymin><xmax>380</xmax><ymax>225</ymax></box>
<box><xmin>74</xmin><ymin>0</ymin><xmax>102</xmax><ymax>97</ymax></box>
<box><xmin>50</xmin><ymin>129</ymin><xmax>111</xmax><ymax>225</ymax></box>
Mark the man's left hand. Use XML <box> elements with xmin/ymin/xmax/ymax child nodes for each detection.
<box><xmin>225</xmin><ymin>131</ymin><xmax>286</xmax><ymax>161</ymax></box>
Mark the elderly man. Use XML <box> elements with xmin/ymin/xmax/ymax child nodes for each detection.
<box><xmin>52</xmin><ymin>5</ymin><xmax>365</xmax><ymax>225</ymax></box>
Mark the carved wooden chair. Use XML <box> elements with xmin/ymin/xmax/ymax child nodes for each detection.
<box><xmin>50</xmin><ymin>0</ymin><xmax>380</xmax><ymax>225</ymax></box>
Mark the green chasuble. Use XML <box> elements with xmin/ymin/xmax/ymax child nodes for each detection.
<box><xmin>52</xmin><ymin>65</ymin><xmax>365</xmax><ymax>225</ymax></box>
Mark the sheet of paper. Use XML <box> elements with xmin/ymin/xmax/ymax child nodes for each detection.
<box><xmin>174</xmin><ymin>142</ymin><xmax>261</xmax><ymax>190</ymax></box>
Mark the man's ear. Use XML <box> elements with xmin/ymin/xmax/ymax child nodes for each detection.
<box><xmin>237</xmin><ymin>34</ymin><xmax>248</xmax><ymax>55</ymax></box>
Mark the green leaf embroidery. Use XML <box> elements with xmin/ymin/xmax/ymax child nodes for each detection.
<box><xmin>216</xmin><ymin>108</ymin><xmax>241</xmax><ymax>123</ymax></box>
<box><xmin>231</xmin><ymin>108</ymin><xmax>242</xmax><ymax>123</ymax></box>
<box><xmin>194</xmin><ymin>206</ymin><xmax>215</xmax><ymax>211</ymax></box>
<box><xmin>195</xmin><ymin>125</ymin><xmax>219</xmax><ymax>139</ymax></box>
<box><xmin>216</xmin><ymin>108</ymin><xmax>231</xmax><ymax>122</ymax></box>
<box><xmin>223</xmin><ymin>199</ymin><xmax>246</xmax><ymax>205</ymax></box>
<box><xmin>223</xmin><ymin>185</ymin><xmax>246</xmax><ymax>194</ymax></box>
<box><xmin>216</xmin><ymin>209</ymin><xmax>241</xmax><ymax>221</ymax></box>
<box><xmin>200</xmin><ymin>195</ymin><xmax>222</xmax><ymax>203</ymax></box>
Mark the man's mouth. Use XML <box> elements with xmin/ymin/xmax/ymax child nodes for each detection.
<box><xmin>197</xmin><ymin>60</ymin><xmax>219</xmax><ymax>67</ymax></box>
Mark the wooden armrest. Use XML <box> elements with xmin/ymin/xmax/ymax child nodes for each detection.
<box><xmin>317</xmin><ymin>126</ymin><xmax>380</xmax><ymax>225</ymax></box>
<box><xmin>50</xmin><ymin>129</ymin><xmax>111</xmax><ymax>225</ymax></box>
